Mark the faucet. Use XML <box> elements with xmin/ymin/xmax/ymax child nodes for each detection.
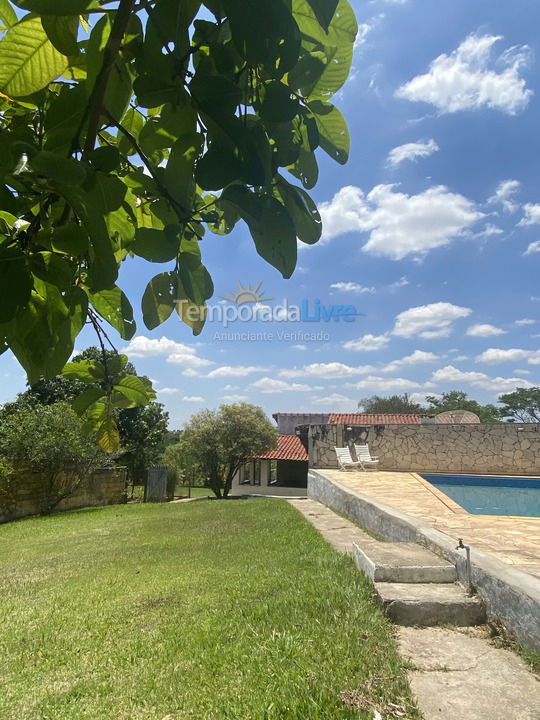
<box><xmin>456</xmin><ymin>538</ymin><xmax>473</xmax><ymax>594</ymax></box>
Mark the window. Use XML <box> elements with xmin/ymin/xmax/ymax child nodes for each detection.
<box><xmin>239</xmin><ymin>464</ymin><xmax>250</xmax><ymax>485</ymax></box>
<box><xmin>269</xmin><ymin>460</ymin><xmax>277</xmax><ymax>485</ymax></box>
<box><xmin>253</xmin><ymin>461</ymin><xmax>261</xmax><ymax>486</ymax></box>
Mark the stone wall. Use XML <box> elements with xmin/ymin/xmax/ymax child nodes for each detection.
<box><xmin>0</xmin><ymin>467</ymin><xmax>127</xmax><ymax>523</ymax></box>
<box><xmin>309</xmin><ymin>423</ymin><xmax>540</xmax><ymax>475</ymax></box>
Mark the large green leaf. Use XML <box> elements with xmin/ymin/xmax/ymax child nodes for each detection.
<box><xmin>0</xmin><ymin>0</ymin><xmax>17</xmax><ymax>29</ymax></box>
<box><xmin>30</xmin><ymin>251</ymin><xmax>73</xmax><ymax>289</ymax></box>
<box><xmin>63</xmin><ymin>359</ymin><xmax>106</xmax><ymax>384</ymax></box>
<box><xmin>131</xmin><ymin>226</ymin><xmax>180</xmax><ymax>263</ymax></box>
<box><xmin>274</xmin><ymin>176</ymin><xmax>322</xmax><ymax>245</ymax></box>
<box><xmin>88</xmin><ymin>285</ymin><xmax>136</xmax><ymax>341</ymax></box>
<box><xmin>113</xmin><ymin>374</ymin><xmax>156</xmax><ymax>407</ymax></box>
<box><xmin>0</xmin><ymin>15</ymin><xmax>68</xmax><ymax>98</ymax></box>
<box><xmin>41</xmin><ymin>223</ymin><xmax>89</xmax><ymax>257</ymax></box>
<box><xmin>308</xmin><ymin>100</ymin><xmax>349</xmax><ymax>164</ymax></box>
<box><xmin>7</xmin><ymin>283</ymin><xmax>87</xmax><ymax>383</ymax></box>
<box><xmin>142</xmin><ymin>272</ymin><xmax>176</xmax><ymax>330</ymax></box>
<box><xmin>32</xmin><ymin>151</ymin><xmax>87</xmax><ymax>185</ymax></box>
<box><xmin>306</xmin><ymin>0</ymin><xmax>339</xmax><ymax>32</ymax></box>
<box><xmin>57</xmin><ymin>184</ymin><xmax>118</xmax><ymax>291</ymax></box>
<box><xmin>44</xmin><ymin>83</ymin><xmax>87</xmax><ymax>154</ymax></box>
<box><xmin>287</xmin><ymin>148</ymin><xmax>318</xmax><ymax>189</ymax></box>
<box><xmin>87</xmin><ymin>14</ymin><xmax>136</xmax><ymax>122</ymax></box>
<box><xmin>12</xmin><ymin>1</ymin><xmax>98</xmax><ymax>14</ymax></box>
<box><xmin>164</xmin><ymin>132</ymin><xmax>203</xmax><ymax>211</ymax></box>
<box><xmin>221</xmin><ymin>186</ymin><xmax>297</xmax><ymax>278</ymax></box>
<box><xmin>0</xmin><ymin>247</ymin><xmax>33</xmax><ymax>323</ymax></box>
<box><xmin>293</xmin><ymin>0</ymin><xmax>357</xmax><ymax>99</ymax></box>
<box><xmin>41</xmin><ymin>15</ymin><xmax>79</xmax><ymax>57</ymax></box>
<box><xmin>72</xmin><ymin>386</ymin><xmax>106</xmax><ymax>415</ymax></box>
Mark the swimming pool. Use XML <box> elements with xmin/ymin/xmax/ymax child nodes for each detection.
<box><xmin>421</xmin><ymin>474</ymin><xmax>540</xmax><ymax>518</ymax></box>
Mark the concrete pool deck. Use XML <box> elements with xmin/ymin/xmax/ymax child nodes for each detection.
<box><xmin>308</xmin><ymin>469</ymin><xmax>540</xmax><ymax>651</ymax></box>
<box><xmin>317</xmin><ymin>469</ymin><xmax>540</xmax><ymax>579</ymax></box>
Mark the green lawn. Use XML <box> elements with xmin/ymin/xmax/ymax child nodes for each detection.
<box><xmin>0</xmin><ymin>500</ymin><xmax>419</xmax><ymax>719</ymax></box>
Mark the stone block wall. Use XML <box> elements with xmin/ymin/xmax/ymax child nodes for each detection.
<box><xmin>309</xmin><ymin>423</ymin><xmax>540</xmax><ymax>475</ymax></box>
<box><xmin>0</xmin><ymin>467</ymin><xmax>127</xmax><ymax>523</ymax></box>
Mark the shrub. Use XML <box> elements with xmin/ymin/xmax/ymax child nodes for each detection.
<box><xmin>0</xmin><ymin>402</ymin><xmax>108</xmax><ymax>515</ymax></box>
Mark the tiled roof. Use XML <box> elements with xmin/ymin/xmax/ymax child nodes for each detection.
<box><xmin>328</xmin><ymin>413</ymin><xmax>421</xmax><ymax>425</ymax></box>
<box><xmin>257</xmin><ymin>434</ymin><xmax>308</xmax><ymax>461</ymax></box>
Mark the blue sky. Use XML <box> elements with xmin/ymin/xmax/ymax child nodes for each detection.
<box><xmin>2</xmin><ymin>0</ymin><xmax>540</xmax><ymax>427</ymax></box>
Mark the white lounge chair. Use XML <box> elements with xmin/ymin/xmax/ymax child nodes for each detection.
<box><xmin>354</xmin><ymin>443</ymin><xmax>379</xmax><ymax>471</ymax></box>
<box><xmin>335</xmin><ymin>446</ymin><xmax>362</xmax><ymax>471</ymax></box>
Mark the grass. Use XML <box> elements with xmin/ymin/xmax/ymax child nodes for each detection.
<box><xmin>0</xmin><ymin>499</ymin><xmax>420</xmax><ymax>719</ymax></box>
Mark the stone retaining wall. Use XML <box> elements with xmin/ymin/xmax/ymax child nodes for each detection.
<box><xmin>0</xmin><ymin>467</ymin><xmax>127</xmax><ymax>523</ymax></box>
<box><xmin>309</xmin><ymin>423</ymin><xmax>540</xmax><ymax>475</ymax></box>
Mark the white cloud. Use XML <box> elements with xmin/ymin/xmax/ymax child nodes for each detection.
<box><xmin>387</xmin><ymin>138</ymin><xmax>439</xmax><ymax>167</ymax></box>
<box><xmin>466</xmin><ymin>323</ymin><xmax>506</xmax><ymax>337</ymax></box>
<box><xmin>488</xmin><ymin>179</ymin><xmax>521</xmax><ymax>212</ymax></box>
<box><xmin>249</xmin><ymin>378</ymin><xmax>312</xmax><ymax>394</ymax></box>
<box><xmin>330</xmin><ymin>281</ymin><xmax>375</xmax><ymax>294</ymax></box>
<box><xmin>222</xmin><ymin>394</ymin><xmax>249</xmax><ymax>402</ymax></box>
<box><xmin>158</xmin><ymin>387</ymin><xmax>180</xmax><ymax>395</ymax></box>
<box><xmin>476</xmin><ymin>348</ymin><xmax>540</xmax><ymax>365</ymax></box>
<box><xmin>354</xmin><ymin>376</ymin><xmax>421</xmax><ymax>391</ymax></box>
<box><xmin>291</xmin><ymin>344</ymin><xmax>308</xmax><ymax>351</ymax></box>
<box><xmin>280</xmin><ymin>362</ymin><xmax>375</xmax><ymax>379</ymax></box>
<box><xmin>222</xmin><ymin>384</ymin><xmax>240</xmax><ymax>391</ymax></box>
<box><xmin>382</xmin><ymin>350</ymin><xmax>439</xmax><ymax>373</ymax></box>
<box><xmin>123</xmin><ymin>336</ymin><xmax>213</xmax><ymax>370</ymax></box>
<box><xmin>182</xmin><ymin>396</ymin><xmax>204</xmax><ymax>402</ymax></box>
<box><xmin>319</xmin><ymin>184</ymin><xmax>482</xmax><ymax>259</ymax></box>
<box><xmin>516</xmin><ymin>318</ymin><xmax>536</xmax><ymax>326</ymax></box>
<box><xmin>342</xmin><ymin>333</ymin><xmax>390</xmax><ymax>352</ymax></box>
<box><xmin>393</xmin><ymin>302</ymin><xmax>472</xmax><ymax>338</ymax></box>
<box><xmin>524</xmin><ymin>241</ymin><xmax>540</xmax><ymax>256</ymax></box>
<box><xmin>206</xmin><ymin>365</ymin><xmax>268</xmax><ymax>378</ymax></box>
<box><xmin>312</xmin><ymin>393</ymin><xmax>354</xmax><ymax>406</ymax></box>
<box><xmin>390</xmin><ymin>276</ymin><xmax>409</xmax><ymax>291</ymax></box>
<box><xmin>518</xmin><ymin>204</ymin><xmax>540</xmax><ymax>226</ymax></box>
<box><xmin>514</xmin><ymin>369</ymin><xmax>532</xmax><ymax>376</ymax></box>
<box><xmin>430</xmin><ymin>365</ymin><xmax>533</xmax><ymax>392</ymax></box>
<box><xmin>396</xmin><ymin>34</ymin><xmax>532</xmax><ymax>115</ymax></box>
<box><xmin>354</xmin><ymin>23</ymin><xmax>373</xmax><ymax>49</ymax></box>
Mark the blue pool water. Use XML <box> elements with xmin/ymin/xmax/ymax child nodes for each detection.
<box><xmin>421</xmin><ymin>474</ymin><xmax>540</xmax><ymax>518</ymax></box>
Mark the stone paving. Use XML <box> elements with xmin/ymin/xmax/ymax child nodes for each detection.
<box><xmin>289</xmin><ymin>497</ymin><xmax>540</xmax><ymax>720</ymax></box>
<box><xmin>320</xmin><ymin>470</ymin><xmax>540</xmax><ymax>579</ymax></box>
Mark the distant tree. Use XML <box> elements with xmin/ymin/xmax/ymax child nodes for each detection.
<box><xmin>177</xmin><ymin>404</ymin><xmax>277</xmax><ymax>498</ymax></box>
<box><xmin>498</xmin><ymin>387</ymin><xmax>540</xmax><ymax>423</ymax></box>
<box><xmin>359</xmin><ymin>393</ymin><xmax>426</xmax><ymax>414</ymax></box>
<box><xmin>117</xmin><ymin>403</ymin><xmax>170</xmax><ymax>484</ymax></box>
<box><xmin>0</xmin><ymin>403</ymin><xmax>107</xmax><ymax>515</ymax></box>
<box><xmin>15</xmin><ymin>347</ymin><xmax>168</xmax><ymax>477</ymax></box>
<box><xmin>425</xmin><ymin>391</ymin><xmax>501</xmax><ymax>424</ymax></box>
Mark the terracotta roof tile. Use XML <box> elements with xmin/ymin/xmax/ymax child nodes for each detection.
<box><xmin>257</xmin><ymin>434</ymin><xmax>308</xmax><ymax>461</ymax></box>
<box><xmin>328</xmin><ymin>413</ymin><xmax>421</xmax><ymax>425</ymax></box>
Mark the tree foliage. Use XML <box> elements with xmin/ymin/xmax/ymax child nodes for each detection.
<box><xmin>172</xmin><ymin>403</ymin><xmax>277</xmax><ymax>498</ymax></box>
<box><xmin>425</xmin><ymin>391</ymin><xmax>501</xmax><ymax>424</ymax></box>
<box><xmin>498</xmin><ymin>387</ymin><xmax>540</xmax><ymax>423</ymax></box>
<box><xmin>0</xmin><ymin>0</ymin><xmax>356</xmax><ymax>388</ymax></box>
<box><xmin>15</xmin><ymin>346</ymin><xmax>168</xmax><ymax>461</ymax></box>
<box><xmin>0</xmin><ymin>401</ymin><xmax>107</xmax><ymax>515</ymax></box>
<box><xmin>359</xmin><ymin>393</ymin><xmax>426</xmax><ymax>415</ymax></box>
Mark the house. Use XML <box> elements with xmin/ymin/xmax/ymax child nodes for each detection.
<box><xmin>231</xmin><ymin>411</ymin><xmax>462</xmax><ymax>496</ymax></box>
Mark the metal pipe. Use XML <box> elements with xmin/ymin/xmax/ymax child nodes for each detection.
<box><xmin>456</xmin><ymin>538</ymin><xmax>473</xmax><ymax>594</ymax></box>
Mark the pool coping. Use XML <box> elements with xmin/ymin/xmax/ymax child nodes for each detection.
<box><xmin>308</xmin><ymin>469</ymin><xmax>540</xmax><ymax>653</ymax></box>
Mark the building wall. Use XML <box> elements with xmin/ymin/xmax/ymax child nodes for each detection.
<box><xmin>0</xmin><ymin>467</ymin><xmax>128</xmax><ymax>523</ymax></box>
<box><xmin>309</xmin><ymin>423</ymin><xmax>540</xmax><ymax>475</ymax></box>
<box><xmin>273</xmin><ymin>413</ymin><xmax>329</xmax><ymax>435</ymax></box>
<box><xmin>231</xmin><ymin>459</ymin><xmax>307</xmax><ymax>496</ymax></box>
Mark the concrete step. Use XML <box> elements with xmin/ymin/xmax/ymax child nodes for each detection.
<box><xmin>374</xmin><ymin>582</ymin><xmax>486</xmax><ymax>627</ymax></box>
<box><xmin>352</xmin><ymin>541</ymin><xmax>457</xmax><ymax>583</ymax></box>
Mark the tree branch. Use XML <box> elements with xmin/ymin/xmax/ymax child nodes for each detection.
<box><xmin>83</xmin><ymin>0</ymin><xmax>136</xmax><ymax>158</ymax></box>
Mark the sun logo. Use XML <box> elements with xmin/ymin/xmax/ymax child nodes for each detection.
<box><xmin>219</xmin><ymin>281</ymin><xmax>272</xmax><ymax>306</ymax></box>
